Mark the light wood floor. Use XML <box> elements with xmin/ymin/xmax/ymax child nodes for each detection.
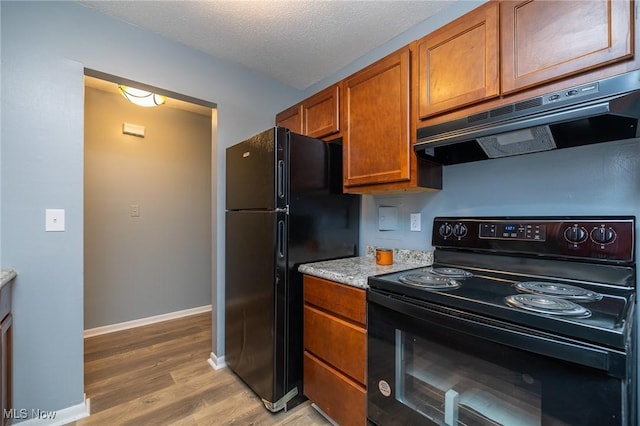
<box><xmin>70</xmin><ymin>312</ymin><xmax>331</xmax><ymax>425</ymax></box>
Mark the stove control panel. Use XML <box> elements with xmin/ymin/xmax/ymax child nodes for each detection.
<box><xmin>433</xmin><ymin>217</ymin><xmax>635</xmax><ymax>262</ymax></box>
<box><xmin>478</xmin><ymin>222</ymin><xmax>547</xmax><ymax>241</ymax></box>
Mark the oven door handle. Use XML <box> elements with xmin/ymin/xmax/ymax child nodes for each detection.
<box><xmin>369</xmin><ymin>291</ymin><xmax>625</xmax><ymax>375</ymax></box>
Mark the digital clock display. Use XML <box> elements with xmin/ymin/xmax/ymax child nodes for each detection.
<box><xmin>478</xmin><ymin>222</ymin><xmax>546</xmax><ymax>241</ymax></box>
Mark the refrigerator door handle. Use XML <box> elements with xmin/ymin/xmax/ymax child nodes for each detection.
<box><xmin>277</xmin><ymin>220</ymin><xmax>285</xmax><ymax>259</ymax></box>
<box><xmin>277</xmin><ymin>160</ymin><xmax>285</xmax><ymax>199</ymax></box>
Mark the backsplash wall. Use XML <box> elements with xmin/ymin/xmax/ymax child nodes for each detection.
<box><xmin>360</xmin><ymin>138</ymin><xmax>640</xmax><ymax>252</ymax></box>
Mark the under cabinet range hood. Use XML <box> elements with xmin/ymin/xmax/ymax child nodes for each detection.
<box><xmin>415</xmin><ymin>70</ymin><xmax>640</xmax><ymax>165</ymax></box>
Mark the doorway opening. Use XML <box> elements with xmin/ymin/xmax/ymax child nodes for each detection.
<box><xmin>83</xmin><ymin>69</ymin><xmax>216</xmax><ymax>334</ymax></box>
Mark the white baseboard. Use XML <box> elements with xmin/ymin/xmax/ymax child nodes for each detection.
<box><xmin>83</xmin><ymin>305</ymin><xmax>212</xmax><ymax>338</ymax></box>
<box><xmin>15</xmin><ymin>394</ymin><xmax>90</xmax><ymax>426</ymax></box>
<box><xmin>208</xmin><ymin>352</ymin><xmax>226</xmax><ymax>370</ymax></box>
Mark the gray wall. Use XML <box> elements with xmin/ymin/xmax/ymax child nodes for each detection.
<box><xmin>84</xmin><ymin>86</ymin><xmax>212</xmax><ymax>329</ymax></box>
<box><xmin>1</xmin><ymin>1</ymin><xmax>300</xmax><ymax>415</ymax></box>
<box><xmin>361</xmin><ymin>139</ymin><xmax>640</xmax><ymax>250</ymax></box>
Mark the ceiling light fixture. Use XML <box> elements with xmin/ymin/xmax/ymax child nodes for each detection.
<box><xmin>118</xmin><ymin>85</ymin><xmax>166</xmax><ymax>107</ymax></box>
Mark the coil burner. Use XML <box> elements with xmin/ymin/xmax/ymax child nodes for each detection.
<box><xmin>398</xmin><ymin>273</ymin><xmax>461</xmax><ymax>290</ymax></box>
<box><xmin>429</xmin><ymin>267</ymin><xmax>474</xmax><ymax>279</ymax></box>
<box><xmin>505</xmin><ymin>294</ymin><xmax>591</xmax><ymax>318</ymax></box>
<box><xmin>514</xmin><ymin>281</ymin><xmax>602</xmax><ymax>302</ymax></box>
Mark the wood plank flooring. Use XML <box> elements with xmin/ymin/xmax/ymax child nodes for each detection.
<box><xmin>71</xmin><ymin>312</ymin><xmax>331</xmax><ymax>425</ymax></box>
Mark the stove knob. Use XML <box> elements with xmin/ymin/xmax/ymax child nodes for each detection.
<box><xmin>453</xmin><ymin>223</ymin><xmax>468</xmax><ymax>238</ymax></box>
<box><xmin>590</xmin><ymin>226</ymin><xmax>616</xmax><ymax>245</ymax></box>
<box><xmin>439</xmin><ymin>223</ymin><xmax>453</xmax><ymax>237</ymax></box>
<box><xmin>564</xmin><ymin>226</ymin><xmax>588</xmax><ymax>244</ymax></box>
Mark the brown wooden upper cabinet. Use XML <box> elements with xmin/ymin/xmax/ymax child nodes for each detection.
<box><xmin>275</xmin><ymin>104</ymin><xmax>303</xmax><ymax>134</ymax></box>
<box><xmin>275</xmin><ymin>84</ymin><xmax>340</xmax><ymax>139</ymax></box>
<box><xmin>303</xmin><ymin>84</ymin><xmax>340</xmax><ymax>138</ymax></box>
<box><xmin>343</xmin><ymin>46</ymin><xmax>412</xmax><ymax>188</ymax></box>
<box><xmin>416</xmin><ymin>0</ymin><xmax>634</xmax><ymax>120</ymax></box>
<box><xmin>416</xmin><ymin>1</ymin><xmax>500</xmax><ymax>119</ymax></box>
<box><xmin>501</xmin><ymin>0</ymin><xmax>633</xmax><ymax>94</ymax></box>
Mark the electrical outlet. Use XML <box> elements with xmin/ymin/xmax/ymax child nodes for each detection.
<box><xmin>410</xmin><ymin>213</ymin><xmax>421</xmax><ymax>232</ymax></box>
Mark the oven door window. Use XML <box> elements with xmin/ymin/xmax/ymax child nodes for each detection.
<box><xmin>367</xmin><ymin>295</ymin><xmax>628</xmax><ymax>426</ymax></box>
<box><xmin>397</xmin><ymin>329</ymin><xmax>542</xmax><ymax>426</ymax></box>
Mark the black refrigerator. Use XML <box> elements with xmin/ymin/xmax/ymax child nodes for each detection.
<box><xmin>225</xmin><ymin>127</ymin><xmax>360</xmax><ymax>412</ymax></box>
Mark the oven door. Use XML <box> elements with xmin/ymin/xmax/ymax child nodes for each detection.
<box><xmin>367</xmin><ymin>289</ymin><xmax>634</xmax><ymax>426</ymax></box>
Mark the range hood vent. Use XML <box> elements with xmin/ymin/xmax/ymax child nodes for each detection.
<box><xmin>415</xmin><ymin>70</ymin><xmax>640</xmax><ymax>165</ymax></box>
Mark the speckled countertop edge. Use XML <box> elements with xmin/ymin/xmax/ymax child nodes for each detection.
<box><xmin>1</xmin><ymin>269</ymin><xmax>17</xmax><ymax>288</ymax></box>
<box><xmin>298</xmin><ymin>247</ymin><xmax>433</xmax><ymax>289</ymax></box>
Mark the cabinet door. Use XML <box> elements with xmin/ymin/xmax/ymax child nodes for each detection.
<box><xmin>303</xmin><ymin>84</ymin><xmax>340</xmax><ymax>139</ymax></box>
<box><xmin>344</xmin><ymin>47</ymin><xmax>411</xmax><ymax>187</ymax></box>
<box><xmin>275</xmin><ymin>104</ymin><xmax>303</xmax><ymax>134</ymax></box>
<box><xmin>1</xmin><ymin>314</ymin><xmax>11</xmax><ymax>426</ymax></box>
<box><xmin>501</xmin><ymin>0</ymin><xmax>633</xmax><ymax>94</ymax></box>
<box><xmin>417</xmin><ymin>2</ymin><xmax>499</xmax><ymax>119</ymax></box>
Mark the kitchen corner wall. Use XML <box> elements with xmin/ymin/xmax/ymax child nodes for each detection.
<box><xmin>361</xmin><ymin>138</ymin><xmax>640</xmax><ymax>252</ymax></box>
<box><xmin>84</xmin><ymin>86</ymin><xmax>212</xmax><ymax>329</ymax></box>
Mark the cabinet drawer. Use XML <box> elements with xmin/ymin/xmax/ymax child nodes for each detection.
<box><xmin>303</xmin><ymin>275</ymin><xmax>366</xmax><ymax>325</ymax></box>
<box><xmin>304</xmin><ymin>351</ymin><xmax>366</xmax><ymax>426</ymax></box>
<box><xmin>304</xmin><ymin>305</ymin><xmax>366</xmax><ymax>383</ymax></box>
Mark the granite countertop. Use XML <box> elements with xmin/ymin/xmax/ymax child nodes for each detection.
<box><xmin>1</xmin><ymin>269</ymin><xmax>17</xmax><ymax>288</ymax></box>
<box><xmin>298</xmin><ymin>247</ymin><xmax>433</xmax><ymax>289</ymax></box>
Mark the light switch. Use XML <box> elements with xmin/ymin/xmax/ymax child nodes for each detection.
<box><xmin>45</xmin><ymin>209</ymin><xmax>65</xmax><ymax>232</ymax></box>
<box><xmin>130</xmin><ymin>204</ymin><xmax>140</xmax><ymax>217</ymax></box>
<box><xmin>378</xmin><ymin>206</ymin><xmax>398</xmax><ymax>231</ymax></box>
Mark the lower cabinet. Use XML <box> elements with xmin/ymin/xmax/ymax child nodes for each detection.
<box><xmin>303</xmin><ymin>275</ymin><xmax>366</xmax><ymax>426</ymax></box>
<box><xmin>0</xmin><ymin>282</ymin><xmax>12</xmax><ymax>426</ymax></box>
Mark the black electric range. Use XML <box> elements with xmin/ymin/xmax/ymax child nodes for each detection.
<box><xmin>368</xmin><ymin>216</ymin><xmax>636</xmax><ymax>350</ymax></box>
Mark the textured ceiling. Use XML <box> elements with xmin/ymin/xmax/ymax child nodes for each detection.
<box><xmin>79</xmin><ymin>0</ymin><xmax>455</xmax><ymax>90</ymax></box>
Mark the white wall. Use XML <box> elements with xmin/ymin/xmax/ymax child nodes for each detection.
<box><xmin>1</xmin><ymin>1</ymin><xmax>300</xmax><ymax>416</ymax></box>
<box><xmin>84</xmin><ymin>86</ymin><xmax>212</xmax><ymax>329</ymax></box>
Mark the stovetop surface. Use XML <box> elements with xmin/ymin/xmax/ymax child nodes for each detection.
<box><xmin>368</xmin><ymin>262</ymin><xmax>634</xmax><ymax>350</ymax></box>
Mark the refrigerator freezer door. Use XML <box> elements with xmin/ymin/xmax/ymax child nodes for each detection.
<box><xmin>225</xmin><ymin>210</ymin><xmax>288</xmax><ymax>406</ymax></box>
<box><xmin>226</xmin><ymin>127</ymin><xmax>287</xmax><ymax>211</ymax></box>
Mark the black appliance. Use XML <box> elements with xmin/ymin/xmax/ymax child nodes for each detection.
<box><xmin>368</xmin><ymin>216</ymin><xmax>636</xmax><ymax>425</ymax></box>
<box><xmin>415</xmin><ymin>70</ymin><xmax>640</xmax><ymax>165</ymax></box>
<box><xmin>225</xmin><ymin>127</ymin><xmax>360</xmax><ymax>412</ymax></box>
